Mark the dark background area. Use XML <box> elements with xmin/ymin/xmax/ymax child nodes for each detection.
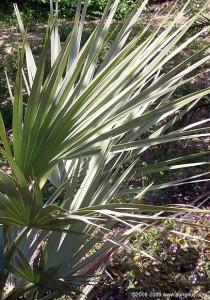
<box><xmin>0</xmin><ymin>0</ymin><xmax>174</xmax><ymax>20</ymax></box>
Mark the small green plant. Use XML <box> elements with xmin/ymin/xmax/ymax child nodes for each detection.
<box><xmin>91</xmin><ymin>216</ymin><xmax>210</xmax><ymax>299</ymax></box>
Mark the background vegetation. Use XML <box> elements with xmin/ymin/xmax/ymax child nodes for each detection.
<box><xmin>0</xmin><ymin>0</ymin><xmax>172</xmax><ymax>20</ymax></box>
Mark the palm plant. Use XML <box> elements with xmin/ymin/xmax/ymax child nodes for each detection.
<box><xmin>0</xmin><ymin>0</ymin><xmax>210</xmax><ymax>299</ymax></box>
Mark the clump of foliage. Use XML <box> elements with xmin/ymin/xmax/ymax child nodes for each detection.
<box><xmin>86</xmin><ymin>0</ymin><xmax>138</xmax><ymax>19</ymax></box>
<box><xmin>0</xmin><ymin>0</ymin><xmax>210</xmax><ymax>299</ymax></box>
<box><xmin>0</xmin><ymin>0</ymin><xmax>139</xmax><ymax>20</ymax></box>
<box><xmin>90</xmin><ymin>217</ymin><xmax>210</xmax><ymax>299</ymax></box>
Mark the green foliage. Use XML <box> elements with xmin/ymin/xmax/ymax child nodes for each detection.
<box><xmin>87</xmin><ymin>0</ymin><xmax>138</xmax><ymax>19</ymax></box>
<box><xmin>0</xmin><ymin>0</ymin><xmax>139</xmax><ymax>20</ymax></box>
<box><xmin>91</xmin><ymin>217</ymin><xmax>210</xmax><ymax>299</ymax></box>
<box><xmin>191</xmin><ymin>0</ymin><xmax>208</xmax><ymax>13</ymax></box>
<box><xmin>0</xmin><ymin>0</ymin><xmax>210</xmax><ymax>299</ymax></box>
<box><xmin>37</xmin><ymin>0</ymin><xmax>138</xmax><ymax>19</ymax></box>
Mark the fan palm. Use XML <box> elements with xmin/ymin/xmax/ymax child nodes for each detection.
<box><xmin>0</xmin><ymin>0</ymin><xmax>210</xmax><ymax>299</ymax></box>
